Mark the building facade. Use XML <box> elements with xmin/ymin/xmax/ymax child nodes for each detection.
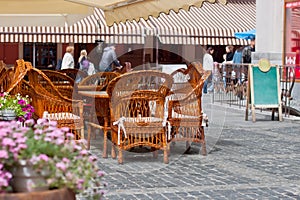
<box><xmin>0</xmin><ymin>0</ymin><xmax>255</xmax><ymax>68</ymax></box>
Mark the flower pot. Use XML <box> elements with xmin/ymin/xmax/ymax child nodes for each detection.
<box><xmin>1</xmin><ymin>109</ymin><xmax>16</xmax><ymax>121</ymax></box>
<box><xmin>0</xmin><ymin>188</ymin><xmax>76</xmax><ymax>200</ymax></box>
<box><xmin>10</xmin><ymin>160</ymin><xmax>49</xmax><ymax>193</ymax></box>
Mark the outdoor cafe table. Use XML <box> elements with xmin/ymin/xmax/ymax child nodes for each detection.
<box><xmin>77</xmin><ymin>90</ymin><xmax>110</xmax><ymax>158</ymax></box>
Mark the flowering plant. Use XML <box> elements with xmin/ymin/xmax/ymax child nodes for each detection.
<box><xmin>0</xmin><ymin>92</ymin><xmax>34</xmax><ymax>122</ymax></box>
<box><xmin>0</xmin><ymin>119</ymin><xmax>106</xmax><ymax>198</ymax></box>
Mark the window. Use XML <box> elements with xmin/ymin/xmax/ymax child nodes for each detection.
<box><xmin>23</xmin><ymin>43</ymin><xmax>57</xmax><ymax>68</ymax></box>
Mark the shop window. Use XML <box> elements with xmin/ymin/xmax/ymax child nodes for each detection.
<box><xmin>23</xmin><ymin>43</ymin><xmax>57</xmax><ymax>68</ymax></box>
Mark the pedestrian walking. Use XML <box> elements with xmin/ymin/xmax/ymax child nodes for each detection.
<box><xmin>61</xmin><ymin>46</ymin><xmax>75</xmax><ymax>70</ymax></box>
<box><xmin>203</xmin><ymin>47</ymin><xmax>215</xmax><ymax>94</ymax></box>
<box><xmin>98</xmin><ymin>44</ymin><xmax>122</xmax><ymax>72</ymax></box>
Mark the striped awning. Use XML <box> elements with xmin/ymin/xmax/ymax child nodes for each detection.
<box><xmin>66</xmin><ymin>0</ymin><xmax>227</xmax><ymax>26</ymax></box>
<box><xmin>146</xmin><ymin>0</ymin><xmax>256</xmax><ymax>45</ymax></box>
<box><xmin>0</xmin><ymin>0</ymin><xmax>255</xmax><ymax>45</ymax></box>
<box><xmin>0</xmin><ymin>8</ymin><xmax>146</xmax><ymax>44</ymax></box>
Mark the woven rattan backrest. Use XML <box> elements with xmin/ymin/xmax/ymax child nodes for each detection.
<box><xmin>0</xmin><ymin>60</ymin><xmax>7</xmax><ymax>77</ymax></box>
<box><xmin>59</xmin><ymin>68</ymin><xmax>88</xmax><ymax>82</ymax></box>
<box><xmin>107</xmin><ymin>70</ymin><xmax>173</xmax><ymax>98</ymax></box>
<box><xmin>27</xmin><ymin>67</ymin><xmax>72</xmax><ymax>101</ymax></box>
<box><xmin>107</xmin><ymin>70</ymin><xmax>173</xmax><ymax>122</ymax></box>
<box><xmin>42</xmin><ymin>70</ymin><xmax>75</xmax><ymax>86</ymax></box>
<box><xmin>170</xmin><ymin>68</ymin><xmax>192</xmax><ymax>95</ymax></box>
<box><xmin>0</xmin><ymin>59</ymin><xmax>29</xmax><ymax>94</ymax></box>
<box><xmin>185</xmin><ymin>61</ymin><xmax>205</xmax><ymax>88</ymax></box>
<box><xmin>167</xmin><ymin>61</ymin><xmax>211</xmax><ymax>120</ymax></box>
<box><xmin>78</xmin><ymin>72</ymin><xmax>119</xmax><ymax>91</ymax></box>
<box><xmin>42</xmin><ymin>70</ymin><xmax>75</xmax><ymax>99</ymax></box>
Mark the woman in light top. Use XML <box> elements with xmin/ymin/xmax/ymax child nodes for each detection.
<box><xmin>61</xmin><ymin>46</ymin><xmax>74</xmax><ymax>70</ymax></box>
<box><xmin>77</xmin><ymin>49</ymin><xmax>88</xmax><ymax>69</ymax></box>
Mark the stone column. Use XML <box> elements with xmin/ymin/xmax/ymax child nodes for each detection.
<box><xmin>252</xmin><ymin>0</ymin><xmax>284</xmax><ymax>64</ymax></box>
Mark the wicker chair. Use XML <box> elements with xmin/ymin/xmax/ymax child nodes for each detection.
<box><xmin>0</xmin><ymin>60</ymin><xmax>8</xmax><ymax>78</ymax></box>
<box><xmin>0</xmin><ymin>59</ymin><xmax>29</xmax><ymax>94</ymax></box>
<box><xmin>59</xmin><ymin>68</ymin><xmax>88</xmax><ymax>83</ymax></box>
<box><xmin>24</xmin><ymin>66</ymin><xmax>84</xmax><ymax>140</ymax></box>
<box><xmin>107</xmin><ymin>70</ymin><xmax>173</xmax><ymax>164</ymax></box>
<box><xmin>42</xmin><ymin>69</ymin><xmax>76</xmax><ymax>99</ymax></box>
<box><xmin>167</xmin><ymin>62</ymin><xmax>210</xmax><ymax>155</ymax></box>
<box><xmin>78</xmin><ymin>72</ymin><xmax>119</xmax><ymax>91</ymax></box>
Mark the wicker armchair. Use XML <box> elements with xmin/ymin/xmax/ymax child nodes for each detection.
<box><xmin>24</xmin><ymin>66</ymin><xmax>84</xmax><ymax>140</ymax></box>
<box><xmin>0</xmin><ymin>59</ymin><xmax>29</xmax><ymax>94</ymax></box>
<box><xmin>59</xmin><ymin>68</ymin><xmax>88</xmax><ymax>83</ymax></box>
<box><xmin>42</xmin><ymin>70</ymin><xmax>76</xmax><ymax>99</ymax></box>
<box><xmin>0</xmin><ymin>60</ymin><xmax>8</xmax><ymax>78</ymax></box>
<box><xmin>78</xmin><ymin>72</ymin><xmax>119</xmax><ymax>91</ymax></box>
<box><xmin>107</xmin><ymin>70</ymin><xmax>173</xmax><ymax>164</ymax></box>
<box><xmin>167</xmin><ymin>62</ymin><xmax>211</xmax><ymax>155</ymax></box>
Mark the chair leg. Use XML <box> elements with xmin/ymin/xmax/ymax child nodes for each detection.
<box><xmin>152</xmin><ymin>149</ymin><xmax>158</xmax><ymax>158</ymax></box>
<box><xmin>186</xmin><ymin>141</ymin><xmax>190</xmax><ymax>150</ymax></box>
<box><xmin>102</xmin><ymin>129</ymin><xmax>107</xmax><ymax>158</ymax></box>
<box><xmin>87</xmin><ymin>124</ymin><xmax>91</xmax><ymax>150</ymax></box>
<box><xmin>118</xmin><ymin>148</ymin><xmax>123</xmax><ymax>164</ymax></box>
<box><xmin>167</xmin><ymin>143</ymin><xmax>171</xmax><ymax>157</ymax></box>
<box><xmin>111</xmin><ymin>144</ymin><xmax>116</xmax><ymax>159</ymax></box>
<box><xmin>80</xmin><ymin>127</ymin><xmax>84</xmax><ymax>141</ymax></box>
<box><xmin>163</xmin><ymin>147</ymin><xmax>169</xmax><ymax>164</ymax></box>
<box><xmin>201</xmin><ymin>141</ymin><xmax>207</xmax><ymax>156</ymax></box>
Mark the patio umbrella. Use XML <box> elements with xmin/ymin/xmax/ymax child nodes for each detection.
<box><xmin>0</xmin><ymin>0</ymin><xmax>94</xmax><ymax>26</ymax></box>
<box><xmin>234</xmin><ymin>29</ymin><xmax>256</xmax><ymax>40</ymax></box>
<box><xmin>66</xmin><ymin>0</ymin><xmax>227</xmax><ymax>26</ymax></box>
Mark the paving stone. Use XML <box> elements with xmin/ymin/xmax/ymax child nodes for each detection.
<box><xmin>77</xmin><ymin>103</ymin><xmax>300</xmax><ymax>200</ymax></box>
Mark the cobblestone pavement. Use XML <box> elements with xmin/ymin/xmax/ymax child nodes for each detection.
<box><xmin>85</xmin><ymin>95</ymin><xmax>300</xmax><ymax>200</ymax></box>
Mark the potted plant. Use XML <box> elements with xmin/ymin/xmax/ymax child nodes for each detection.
<box><xmin>0</xmin><ymin>119</ymin><xmax>106</xmax><ymax>199</ymax></box>
<box><xmin>0</xmin><ymin>92</ymin><xmax>34</xmax><ymax>122</ymax></box>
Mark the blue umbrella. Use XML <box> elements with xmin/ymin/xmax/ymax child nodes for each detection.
<box><xmin>234</xmin><ymin>29</ymin><xmax>256</xmax><ymax>40</ymax></box>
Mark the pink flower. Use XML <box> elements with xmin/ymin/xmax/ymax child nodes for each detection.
<box><xmin>0</xmin><ymin>150</ymin><xmax>8</xmax><ymax>159</ymax></box>
<box><xmin>62</xmin><ymin>158</ymin><xmax>70</xmax><ymax>163</ymax></box>
<box><xmin>48</xmin><ymin>121</ymin><xmax>57</xmax><ymax>127</ymax></box>
<box><xmin>88</xmin><ymin>155</ymin><xmax>97</xmax><ymax>162</ymax></box>
<box><xmin>16</xmin><ymin>137</ymin><xmax>27</xmax><ymax>144</ymax></box>
<box><xmin>65</xmin><ymin>133</ymin><xmax>74</xmax><ymax>139</ymax></box>
<box><xmin>44</xmin><ymin>137</ymin><xmax>52</xmax><ymax>142</ymax></box>
<box><xmin>18</xmin><ymin>99</ymin><xmax>26</xmax><ymax>106</ymax></box>
<box><xmin>60</xmin><ymin>127</ymin><xmax>70</xmax><ymax>133</ymax></box>
<box><xmin>55</xmin><ymin>138</ymin><xmax>64</xmax><ymax>145</ymax></box>
<box><xmin>80</xmin><ymin>149</ymin><xmax>88</xmax><ymax>156</ymax></box>
<box><xmin>56</xmin><ymin>162</ymin><xmax>67</xmax><ymax>172</ymax></box>
<box><xmin>2</xmin><ymin>138</ymin><xmax>15</xmax><ymax>147</ymax></box>
<box><xmin>38</xmin><ymin>154</ymin><xmax>49</xmax><ymax>162</ymax></box>
<box><xmin>97</xmin><ymin>170</ymin><xmax>105</xmax><ymax>177</ymax></box>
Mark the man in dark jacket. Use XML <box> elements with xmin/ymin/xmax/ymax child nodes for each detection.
<box><xmin>242</xmin><ymin>38</ymin><xmax>255</xmax><ymax>63</ymax></box>
<box><xmin>98</xmin><ymin>44</ymin><xmax>122</xmax><ymax>72</ymax></box>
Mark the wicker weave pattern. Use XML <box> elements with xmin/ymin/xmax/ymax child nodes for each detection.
<box><xmin>0</xmin><ymin>60</ymin><xmax>7</xmax><ymax>78</ymax></box>
<box><xmin>22</xmin><ymin>66</ymin><xmax>84</xmax><ymax>140</ymax></box>
<box><xmin>59</xmin><ymin>68</ymin><xmax>88</xmax><ymax>82</ymax></box>
<box><xmin>0</xmin><ymin>59</ymin><xmax>29</xmax><ymax>94</ymax></box>
<box><xmin>78</xmin><ymin>72</ymin><xmax>119</xmax><ymax>91</ymax></box>
<box><xmin>107</xmin><ymin>70</ymin><xmax>173</xmax><ymax>164</ymax></box>
<box><xmin>41</xmin><ymin>70</ymin><xmax>76</xmax><ymax>99</ymax></box>
<box><xmin>167</xmin><ymin>62</ymin><xmax>211</xmax><ymax>155</ymax></box>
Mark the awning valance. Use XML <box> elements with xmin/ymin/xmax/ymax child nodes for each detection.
<box><xmin>66</xmin><ymin>0</ymin><xmax>227</xmax><ymax>26</ymax></box>
<box><xmin>146</xmin><ymin>0</ymin><xmax>256</xmax><ymax>45</ymax></box>
<box><xmin>0</xmin><ymin>0</ymin><xmax>255</xmax><ymax>45</ymax></box>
